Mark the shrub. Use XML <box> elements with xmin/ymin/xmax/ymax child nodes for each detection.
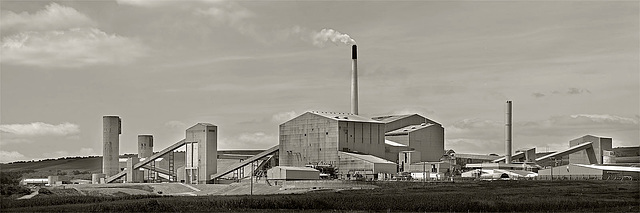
<box><xmin>0</xmin><ymin>184</ymin><xmax>31</xmax><ymax>196</ymax></box>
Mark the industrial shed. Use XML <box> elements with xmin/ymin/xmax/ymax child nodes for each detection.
<box><xmin>538</xmin><ymin>164</ymin><xmax>640</xmax><ymax>180</ymax></box>
<box><xmin>267</xmin><ymin>166</ymin><xmax>320</xmax><ymax>180</ymax></box>
<box><xmin>338</xmin><ymin>151</ymin><xmax>397</xmax><ymax>180</ymax></box>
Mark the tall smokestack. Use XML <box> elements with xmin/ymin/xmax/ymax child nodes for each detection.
<box><xmin>351</xmin><ymin>45</ymin><xmax>358</xmax><ymax>115</ymax></box>
<box><xmin>505</xmin><ymin>101</ymin><xmax>512</xmax><ymax>163</ymax></box>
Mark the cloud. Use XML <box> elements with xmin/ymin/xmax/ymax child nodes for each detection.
<box><xmin>1</xmin><ymin>28</ymin><xmax>147</xmax><ymax>68</ymax></box>
<box><xmin>0</xmin><ymin>138</ymin><xmax>32</xmax><ymax>144</ymax></box>
<box><xmin>533</xmin><ymin>87</ymin><xmax>591</xmax><ymax>98</ymax></box>
<box><xmin>0</xmin><ymin>150</ymin><xmax>26</xmax><ymax>163</ymax></box>
<box><xmin>1</xmin><ymin>3</ymin><xmax>147</xmax><ymax>68</ymax></box>
<box><xmin>532</xmin><ymin>92</ymin><xmax>545</xmax><ymax>98</ymax></box>
<box><xmin>165</xmin><ymin>120</ymin><xmax>187</xmax><ymax>129</ymax></box>
<box><xmin>568</xmin><ymin>114</ymin><xmax>638</xmax><ymax>125</ymax></box>
<box><xmin>0</xmin><ymin>3</ymin><xmax>95</xmax><ymax>34</ymax></box>
<box><xmin>271</xmin><ymin>111</ymin><xmax>297</xmax><ymax>123</ymax></box>
<box><xmin>0</xmin><ymin>122</ymin><xmax>80</xmax><ymax>136</ymax></box>
<box><xmin>42</xmin><ymin>147</ymin><xmax>98</xmax><ymax>159</ymax></box>
<box><xmin>520</xmin><ymin>114</ymin><xmax>639</xmax><ymax>136</ymax></box>
<box><xmin>567</xmin><ymin>87</ymin><xmax>591</xmax><ymax>95</ymax></box>
<box><xmin>78</xmin><ymin>148</ymin><xmax>98</xmax><ymax>156</ymax></box>
<box><xmin>116</xmin><ymin>0</ymin><xmax>217</xmax><ymax>7</ymax></box>
<box><xmin>43</xmin><ymin>151</ymin><xmax>69</xmax><ymax>159</ymax></box>
<box><xmin>122</xmin><ymin>1</ymin><xmax>356</xmax><ymax>47</ymax></box>
<box><xmin>447</xmin><ymin>118</ymin><xmax>503</xmax><ymax>141</ymax></box>
<box><xmin>238</xmin><ymin>132</ymin><xmax>277</xmax><ymax>147</ymax></box>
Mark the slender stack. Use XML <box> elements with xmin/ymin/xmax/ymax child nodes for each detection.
<box><xmin>351</xmin><ymin>45</ymin><xmax>358</xmax><ymax>115</ymax></box>
<box><xmin>505</xmin><ymin>101</ymin><xmax>512</xmax><ymax>163</ymax></box>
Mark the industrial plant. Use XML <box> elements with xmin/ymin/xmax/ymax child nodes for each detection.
<box><xmin>69</xmin><ymin>45</ymin><xmax>638</xmax><ymax>187</ymax></box>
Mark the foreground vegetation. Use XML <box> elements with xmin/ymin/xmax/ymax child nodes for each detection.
<box><xmin>0</xmin><ymin>170</ymin><xmax>33</xmax><ymax>197</ymax></box>
<box><xmin>2</xmin><ymin>180</ymin><xmax>638</xmax><ymax>212</ymax></box>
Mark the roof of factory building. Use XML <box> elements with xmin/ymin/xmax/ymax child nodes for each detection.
<box><xmin>187</xmin><ymin>123</ymin><xmax>216</xmax><ymax>129</ymax></box>
<box><xmin>371</xmin><ymin>114</ymin><xmax>416</xmax><ymax>123</ymax></box>
<box><xmin>452</xmin><ymin>153</ymin><xmax>502</xmax><ymax>161</ymax></box>
<box><xmin>308</xmin><ymin>111</ymin><xmax>383</xmax><ymax>123</ymax></box>
<box><xmin>385</xmin><ymin>124</ymin><xmax>434</xmax><ymax>135</ymax></box>
<box><xmin>372</xmin><ymin>114</ymin><xmax>442</xmax><ymax>125</ymax></box>
<box><xmin>339</xmin><ymin>151</ymin><xmax>396</xmax><ymax>164</ymax></box>
<box><xmin>574</xmin><ymin>164</ymin><xmax>640</xmax><ymax>172</ymax></box>
<box><xmin>385</xmin><ymin>139</ymin><xmax>407</xmax><ymax>147</ymax></box>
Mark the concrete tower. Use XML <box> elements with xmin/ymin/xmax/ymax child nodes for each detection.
<box><xmin>505</xmin><ymin>101</ymin><xmax>512</xmax><ymax>163</ymax></box>
<box><xmin>185</xmin><ymin>123</ymin><xmax>217</xmax><ymax>184</ymax></box>
<box><xmin>351</xmin><ymin>45</ymin><xmax>358</xmax><ymax>115</ymax></box>
<box><xmin>138</xmin><ymin>135</ymin><xmax>153</xmax><ymax>159</ymax></box>
<box><xmin>102</xmin><ymin>116</ymin><xmax>121</xmax><ymax>177</ymax></box>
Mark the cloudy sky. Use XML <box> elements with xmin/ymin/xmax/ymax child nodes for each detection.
<box><xmin>1</xmin><ymin>0</ymin><xmax>638</xmax><ymax>163</ymax></box>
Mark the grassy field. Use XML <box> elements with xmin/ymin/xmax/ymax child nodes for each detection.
<box><xmin>2</xmin><ymin>180</ymin><xmax>638</xmax><ymax>212</ymax></box>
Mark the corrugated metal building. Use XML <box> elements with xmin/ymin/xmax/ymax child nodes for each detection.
<box><xmin>538</xmin><ymin>164</ymin><xmax>640</xmax><ymax>180</ymax></box>
<box><xmin>372</xmin><ymin>114</ymin><xmax>445</xmax><ymax>162</ymax></box>
<box><xmin>279</xmin><ymin>111</ymin><xmax>386</xmax><ymax>168</ymax></box>
<box><xmin>338</xmin><ymin>151</ymin><xmax>397</xmax><ymax>179</ymax></box>
<box><xmin>267</xmin><ymin>166</ymin><xmax>320</xmax><ymax>180</ymax></box>
<box><xmin>569</xmin><ymin>135</ymin><xmax>612</xmax><ymax>164</ymax></box>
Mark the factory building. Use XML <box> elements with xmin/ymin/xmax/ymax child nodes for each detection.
<box><xmin>279</xmin><ymin>111</ymin><xmax>389</xmax><ymax>177</ymax></box>
<box><xmin>569</xmin><ymin>135</ymin><xmax>612</xmax><ymax>164</ymax></box>
<box><xmin>372</xmin><ymin>114</ymin><xmax>445</xmax><ymax>162</ymax></box>
<box><xmin>608</xmin><ymin>146</ymin><xmax>640</xmax><ymax>164</ymax></box>
<box><xmin>279</xmin><ymin>111</ymin><xmax>386</xmax><ymax>166</ymax></box>
<box><xmin>538</xmin><ymin>164</ymin><xmax>640</xmax><ymax>180</ymax></box>
<box><xmin>278</xmin><ymin>111</ymin><xmax>446</xmax><ymax>180</ymax></box>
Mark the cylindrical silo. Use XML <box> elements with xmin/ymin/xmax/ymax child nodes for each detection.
<box><xmin>138</xmin><ymin>135</ymin><xmax>154</xmax><ymax>159</ymax></box>
<box><xmin>92</xmin><ymin>173</ymin><xmax>106</xmax><ymax>184</ymax></box>
<box><xmin>103</xmin><ymin>116</ymin><xmax>121</xmax><ymax>177</ymax></box>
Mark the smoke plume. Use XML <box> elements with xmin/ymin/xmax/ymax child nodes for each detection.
<box><xmin>312</xmin><ymin>28</ymin><xmax>356</xmax><ymax>47</ymax></box>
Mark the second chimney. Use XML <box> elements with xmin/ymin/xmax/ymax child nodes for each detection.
<box><xmin>351</xmin><ymin>45</ymin><xmax>358</xmax><ymax>115</ymax></box>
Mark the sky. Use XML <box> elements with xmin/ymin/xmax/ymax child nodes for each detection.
<box><xmin>1</xmin><ymin>0</ymin><xmax>638</xmax><ymax>163</ymax></box>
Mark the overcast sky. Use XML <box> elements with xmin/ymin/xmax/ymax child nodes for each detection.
<box><xmin>1</xmin><ymin>0</ymin><xmax>638</xmax><ymax>163</ymax></box>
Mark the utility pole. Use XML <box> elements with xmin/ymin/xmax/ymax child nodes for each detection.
<box><xmin>550</xmin><ymin>157</ymin><xmax>555</xmax><ymax>181</ymax></box>
<box><xmin>423</xmin><ymin>162</ymin><xmax>426</xmax><ymax>182</ymax></box>
<box><xmin>250</xmin><ymin>161</ymin><xmax>254</xmax><ymax>195</ymax></box>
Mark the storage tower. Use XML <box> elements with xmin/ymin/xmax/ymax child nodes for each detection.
<box><xmin>185</xmin><ymin>123</ymin><xmax>217</xmax><ymax>184</ymax></box>
<box><xmin>102</xmin><ymin>116</ymin><xmax>121</xmax><ymax>177</ymax></box>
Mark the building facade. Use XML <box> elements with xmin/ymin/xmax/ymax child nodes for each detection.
<box><xmin>569</xmin><ymin>135</ymin><xmax>612</xmax><ymax>164</ymax></box>
<box><xmin>279</xmin><ymin>112</ymin><xmax>385</xmax><ymax>168</ymax></box>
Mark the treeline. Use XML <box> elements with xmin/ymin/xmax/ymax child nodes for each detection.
<box><xmin>0</xmin><ymin>170</ymin><xmax>35</xmax><ymax>197</ymax></box>
<box><xmin>5</xmin><ymin>156</ymin><xmax>100</xmax><ymax>165</ymax></box>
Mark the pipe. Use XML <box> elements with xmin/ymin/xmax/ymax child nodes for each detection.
<box><xmin>351</xmin><ymin>45</ymin><xmax>358</xmax><ymax>115</ymax></box>
<box><xmin>505</xmin><ymin>101</ymin><xmax>512</xmax><ymax>163</ymax></box>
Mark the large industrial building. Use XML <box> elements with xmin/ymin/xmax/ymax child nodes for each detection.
<box><xmin>278</xmin><ymin>111</ymin><xmax>445</xmax><ymax>179</ymax></box>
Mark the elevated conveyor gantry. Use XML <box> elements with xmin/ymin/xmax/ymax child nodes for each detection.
<box><xmin>106</xmin><ymin>139</ymin><xmax>186</xmax><ymax>183</ymax></box>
